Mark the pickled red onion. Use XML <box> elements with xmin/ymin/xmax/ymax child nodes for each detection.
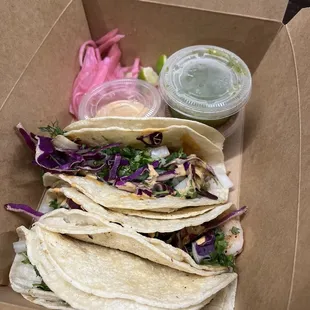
<box><xmin>70</xmin><ymin>29</ymin><xmax>141</xmax><ymax>119</ymax></box>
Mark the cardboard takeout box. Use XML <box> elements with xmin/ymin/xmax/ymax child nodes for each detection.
<box><xmin>0</xmin><ymin>0</ymin><xmax>309</xmax><ymax>309</ymax></box>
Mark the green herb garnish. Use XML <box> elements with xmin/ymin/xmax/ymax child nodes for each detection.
<box><xmin>114</xmin><ymin>147</ymin><xmax>153</xmax><ymax>178</ymax></box>
<box><xmin>136</xmin><ymin>172</ymin><xmax>150</xmax><ymax>181</ymax></box>
<box><xmin>97</xmin><ymin>167</ymin><xmax>109</xmax><ymax>179</ymax></box>
<box><xmin>206</xmin><ymin>228</ymin><xmax>235</xmax><ymax>268</ymax></box>
<box><xmin>175</xmin><ymin>191</ymin><xmax>182</xmax><ymax>197</ymax></box>
<box><xmin>21</xmin><ymin>252</ymin><xmax>30</xmax><ymax>264</ymax></box>
<box><xmin>120</xmin><ymin>146</ymin><xmax>137</xmax><ymax>158</ymax></box>
<box><xmin>20</xmin><ymin>253</ymin><xmax>52</xmax><ymax>291</ymax></box>
<box><xmin>165</xmin><ymin>148</ymin><xmax>187</xmax><ymax>164</ymax></box>
<box><xmin>49</xmin><ymin>199</ymin><xmax>61</xmax><ymax>210</ymax></box>
<box><xmin>231</xmin><ymin>226</ymin><xmax>240</xmax><ymax>235</ymax></box>
<box><xmin>33</xmin><ymin>281</ymin><xmax>51</xmax><ymax>291</ymax></box>
<box><xmin>39</xmin><ymin>121</ymin><xmax>65</xmax><ymax>138</ymax></box>
<box><xmin>118</xmin><ymin>165</ymin><xmax>132</xmax><ymax>177</ymax></box>
<box><xmin>101</xmin><ymin>146</ymin><xmax>121</xmax><ymax>156</ymax></box>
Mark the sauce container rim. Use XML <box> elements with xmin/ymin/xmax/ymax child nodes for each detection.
<box><xmin>158</xmin><ymin>45</ymin><xmax>252</xmax><ymax>120</ymax></box>
<box><xmin>78</xmin><ymin>79</ymin><xmax>162</xmax><ymax>120</ymax></box>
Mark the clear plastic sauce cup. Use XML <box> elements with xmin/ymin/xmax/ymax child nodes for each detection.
<box><xmin>78</xmin><ymin>79</ymin><xmax>163</xmax><ymax>120</ymax></box>
<box><xmin>159</xmin><ymin>45</ymin><xmax>252</xmax><ymax>127</ymax></box>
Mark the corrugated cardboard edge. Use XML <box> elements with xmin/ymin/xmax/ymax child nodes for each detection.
<box><xmin>0</xmin><ymin>0</ymin><xmax>90</xmax><ymax>307</ymax></box>
<box><xmin>237</xmin><ymin>10</ymin><xmax>301</xmax><ymax>309</ymax></box>
<box><xmin>83</xmin><ymin>0</ymin><xmax>283</xmax><ymax>76</ymax></box>
<box><xmin>139</xmin><ymin>0</ymin><xmax>288</xmax><ymax>21</ymax></box>
<box><xmin>285</xmin><ymin>8</ymin><xmax>310</xmax><ymax>310</ymax></box>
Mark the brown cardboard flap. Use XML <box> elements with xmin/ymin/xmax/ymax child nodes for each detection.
<box><xmin>0</xmin><ymin>0</ymin><xmax>90</xmax><ymax>287</ymax></box>
<box><xmin>286</xmin><ymin>9</ymin><xmax>310</xmax><ymax>310</ymax></box>
<box><xmin>238</xmin><ymin>23</ymin><xmax>300</xmax><ymax>310</ymax></box>
<box><xmin>0</xmin><ymin>287</ymin><xmax>41</xmax><ymax>310</ymax></box>
<box><xmin>0</xmin><ymin>0</ymin><xmax>71</xmax><ymax>112</ymax></box>
<box><xmin>83</xmin><ymin>0</ymin><xmax>281</xmax><ymax>73</ymax></box>
<box><xmin>139</xmin><ymin>0</ymin><xmax>288</xmax><ymax>21</ymax></box>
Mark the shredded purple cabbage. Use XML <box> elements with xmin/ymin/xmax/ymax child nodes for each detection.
<box><xmin>120</xmin><ymin>166</ymin><xmax>148</xmax><ymax>182</ymax></box>
<box><xmin>77</xmin><ymin>143</ymin><xmax>121</xmax><ymax>157</ymax></box>
<box><xmin>203</xmin><ymin>206</ymin><xmax>248</xmax><ymax>231</ymax></box>
<box><xmin>184</xmin><ymin>161</ymin><xmax>190</xmax><ymax>171</ymax></box>
<box><xmin>137</xmin><ymin>132</ymin><xmax>163</xmax><ymax>146</ymax></box>
<box><xmin>157</xmin><ymin>170</ymin><xmax>176</xmax><ymax>182</ymax></box>
<box><xmin>120</xmin><ymin>158</ymin><xmax>130</xmax><ymax>166</ymax></box>
<box><xmin>109</xmin><ymin>154</ymin><xmax>121</xmax><ymax>180</ymax></box>
<box><xmin>67</xmin><ymin>199</ymin><xmax>81</xmax><ymax>210</ymax></box>
<box><xmin>198</xmin><ymin>190</ymin><xmax>218</xmax><ymax>200</ymax></box>
<box><xmin>136</xmin><ymin>188</ymin><xmax>152</xmax><ymax>196</ymax></box>
<box><xmin>192</xmin><ymin>230</ymin><xmax>215</xmax><ymax>260</ymax></box>
<box><xmin>4</xmin><ymin>203</ymin><xmax>43</xmax><ymax>220</ymax></box>
<box><xmin>16</xmin><ymin>123</ymin><xmax>36</xmax><ymax>152</ymax></box>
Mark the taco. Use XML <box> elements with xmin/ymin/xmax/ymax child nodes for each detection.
<box><xmin>63</xmin><ymin>116</ymin><xmax>225</xmax><ymax>149</ymax></box>
<box><xmin>17</xmin><ymin>118</ymin><xmax>233</xmax><ymax>212</ymax></box>
<box><xmin>10</xmin><ymin>225</ymin><xmax>237</xmax><ymax>310</ymax></box>
<box><xmin>33</xmin><ymin>186</ymin><xmax>246</xmax><ymax>271</ymax></box>
<box><xmin>6</xmin><ymin>184</ymin><xmax>245</xmax><ymax>275</ymax></box>
<box><xmin>36</xmin><ymin>199</ymin><xmax>246</xmax><ymax>275</ymax></box>
<box><xmin>39</xmin><ymin>186</ymin><xmax>234</xmax><ymax>234</ymax></box>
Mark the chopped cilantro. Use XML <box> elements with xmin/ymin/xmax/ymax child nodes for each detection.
<box><xmin>101</xmin><ymin>146</ymin><xmax>121</xmax><ymax>156</ymax></box>
<box><xmin>20</xmin><ymin>252</ymin><xmax>52</xmax><ymax>291</ymax></box>
<box><xmin>33</xmin><ymin>266</ymin><xmax>40</xmax><ymax>277</ymax></box>
<box><xmin>116</xmin><ymin>148</ymin><xmax>153</xmax><ymax>178</ymax></box>
<box><xmin>39</xmin><ymin>121</ymin><xmax>65</xmax><ymax>138</ymax></box>
<box><xmin>165</xmin><ymin>148</ymin><xmax>187</xmax><ymax>164</ymax></box>
<box><xmin>136</xmin><ymin>172</ymin><xmax>150</xmax><ymax>181</ymax></box>
<box><xmin>33</xmin><ymin>281</ymin><xmax>51</xmax><ymax>291</ymax></box>
<box><xmin>231</xmin><ymin>226</ymin><xmax>240</xmax><ymax>235</ymax></box>
<box><xmin>49</xmin><ymin>199</ymin><xmax>61</xmax><ymax>210</ymax></box>
<box><xmin>175</xmin><ymin>191</ymin><xmax>182</xmax><ymax>197</ymax></box>
<box><xmin>118</xmin><ymin>165</ymin><xmax>133</xmax><ymax>177</ymax></box>
<box><xmin>97</xmin><ymin>167</ymin><xmax>109</xmax><ymax>179</ymax></box>
<box><xmin>206</xmin><ymin>228</ymin><xmax>235</xmax><ymax>268</ymax></box>
<box><xmin>21</xmin><ymin>252</ymin><xmax>30</xmax><ymax>264</ymax></box>
<box><xmin>120</xmin><ymin>146</ymin><xmax>139</xmax><ymax>158</ymax></box>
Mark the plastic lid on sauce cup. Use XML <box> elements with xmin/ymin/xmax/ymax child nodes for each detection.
<box><xmin>159</xmin><ymin>45</ymin><xmax>252</xmax><ymax>121</ymax></box>
<box><xmin>78</xmin><ymin>79</ymin><xmax>162</xmax><ymax>120</ymax></box>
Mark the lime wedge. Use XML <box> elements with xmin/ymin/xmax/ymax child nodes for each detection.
<box><xmin>138</xmin><ymin>67</ymin><xmax>159</xmax><ymax>86</ymax></box>
<box><xmin>156</xmin><ymin>54</ymin><xmax>167</xmax><ymax>74</ymax></box>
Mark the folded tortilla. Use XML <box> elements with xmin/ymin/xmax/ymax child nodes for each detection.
<box><xmin>43</xmin><ymin>172</ymin><xmax>228</xmax><ymax>212</ymax></box>
<box><xmin>36</xmin><ymin>208</ymin><xmax>227</xmax><ymax>276</ymax></box>
<box><xmin>43</xmin><ymin>186</ymin><xmax>232</xmax><ymax>233</ymax></box>
<box><xmin>14</xmin><ymin>225</ymin><xmax>236</xmax><ymax>310</ymax></box>
<box><xmin>10</xmin><ymin>253</ymin><xmax>73</xmax><ymax>310</ymax></box>
<box><xmin>59</xmin><ymin>124</ymin><xmax>229</xmax><ymax>211</ymax></box>
<box><xmin>12</xmin><ymin>226</ymin><xmax>218</xmax><ymax>310</ymax></box>
<box><xmin>63</xmin><ymin>116</ymin><xmax>225</xmax><ymax>149</ymax></box>
<box><xmin>109</xmin><ymin>205</ymin><xmax>216</xmax><ymax>219</ymax></box>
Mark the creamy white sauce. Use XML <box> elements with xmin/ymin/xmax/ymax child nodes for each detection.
<box><xmin>96</xmin><ymin>100</ymin><xmax>147</xmax><ymax>117</ymax></box>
